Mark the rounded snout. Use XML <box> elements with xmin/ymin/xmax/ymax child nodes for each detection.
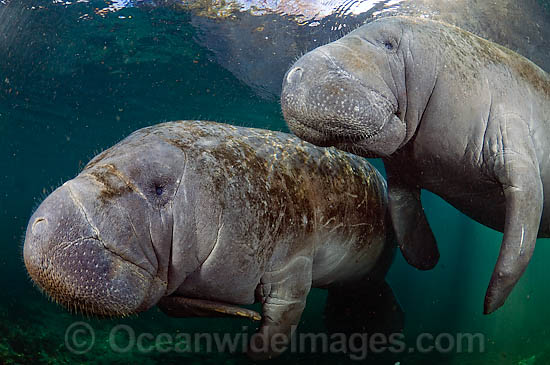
<box><xmin>24</xmin><ymin>182</ymin><xmax>165</xmax><ymax>316</ymax></box>
<box><xmin>281</xmin><ymin>44</ymin><xmax>406</xmax><ymax>157</ymax></box>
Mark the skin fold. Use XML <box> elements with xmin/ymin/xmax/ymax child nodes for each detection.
<box><xmin>23</xmin><ymin>120</ymin><xmax>402</xmax><ymax>359</ymax></box>
<box><xmin>281</xmin><ymin>16</ymin><xmax>550</xmax><ymax>314</ymax></box>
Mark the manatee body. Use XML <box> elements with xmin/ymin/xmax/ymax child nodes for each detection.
<box><xmin>23</xmin><ymin>120</ymin><xmax>401</xmax><ymax>359</ymax></box>
<box><xmin>281</xmin><ymin>16</ymin><xmax>550</xmax><ymax>314</ymax></box>
<box><xmin>91</xmin><ymin>0</ymin><xmax>550</xmax><ymax>99</ymax></box>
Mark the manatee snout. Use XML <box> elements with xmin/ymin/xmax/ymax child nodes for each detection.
<box><xmin>282</xmin><ymin>42</ymin><xmax>406</xmax><ymax>157</ymax></box>
<box><xmin>24</xmin><ymin>181</ymin><xmax>164</xmax><ymax>316</ymax></box>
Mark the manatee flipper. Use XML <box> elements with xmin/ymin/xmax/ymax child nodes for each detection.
<box><xmin>324</xmin><ymin>280</ymin><xmax>404</xmax><ymax>336</ymax></box>
<box><xmin>386</xmin><ymin>165</ymin><xmax>439</xmax><ymax>270</ymax></box>
<box><xmin>157</xmin><ymin>296</ymin><xmax>261</xmax><ymax>321</ymax></box>
<box><xmin>484</xmin><ymin>124</ymin><xmax>543</xmax><ymax>314</ymax></box>
<box><xmin>249</xmin><ymin>256</ymin><xmax>313</xmax><ymax>360</ymax></box>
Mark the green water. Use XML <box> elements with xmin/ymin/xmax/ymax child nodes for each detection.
<box><xmin>1</xmin><ymin>1</ymin><xmax>550</xmax><ymax>364</ymax></box>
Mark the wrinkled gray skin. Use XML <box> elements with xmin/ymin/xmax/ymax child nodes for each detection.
<box><xmin>24</xmin><ymin>120</ymin><xmax>395</xmax><ymax>359</ymax></box>
<box><xmin>281</xmin><ymin>16</ymin><xmax>550</xmax><ymax>314</ymax></box>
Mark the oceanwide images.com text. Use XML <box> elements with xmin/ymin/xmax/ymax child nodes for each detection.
<box><xmin>65</xmin><ymin>322</ymin><xmax>486</xmax><ymax>360</ymax></box>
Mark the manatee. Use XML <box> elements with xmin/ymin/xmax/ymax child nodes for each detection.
<box><xmin>281</xmin><ymin>16</ymin><xmax>550</xmax><ymax>314</ymax></box>
<box><xmin>23</xmin><ymin>120</ymin><xmax>402</xmax><ymax>359</ymax></box>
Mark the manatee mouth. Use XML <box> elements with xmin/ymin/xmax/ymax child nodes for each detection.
<box><xmin>283</xmin><ymin>101</ymin><xmax>397</xmax><ymax>146</ymax></box>
<box><xmin>25</xmin><ymin>235</ymin><xmax>160</xmax><ymax>317</ymax></box>
<box><xmin>282</xmin><ymin>83</ymin><xmax>402</xmax><ymax>156</ymax></box>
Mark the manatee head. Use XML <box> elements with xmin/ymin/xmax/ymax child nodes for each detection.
<box><xmin>24</xmin><ymin>129</ymin><xmax>191</xmax><ymax>316</ymax></box>
<box><xmin>282</xmin><ymin>16</ymin><xmax>440</xmax><ymax>157</ymax></box>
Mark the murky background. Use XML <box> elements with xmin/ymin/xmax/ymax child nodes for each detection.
<box><xmin>1</xmin><ymin>0</ymin><xmax>550</xmax><ymax>363</ymax></box>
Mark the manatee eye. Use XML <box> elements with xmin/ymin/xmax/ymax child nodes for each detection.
<box><xmin>155</xmin><ymin>186</ymin><xmax>164</xmax><ymax>196</ymax></box>
<box><xmin>383</xmin><ymin>40</ymin><xmax>394</xmax><ymax>50</ymax></box>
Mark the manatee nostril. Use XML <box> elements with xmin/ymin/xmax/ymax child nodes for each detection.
<box><xmin>31</xmin><ymin>217</ymin><xmax>47</xmax><ymax>235</ymax></box>
<box><xmin>286</xmin><ymin>67</ymin><xmax>303</xmax><ymax>85</ymax></box>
